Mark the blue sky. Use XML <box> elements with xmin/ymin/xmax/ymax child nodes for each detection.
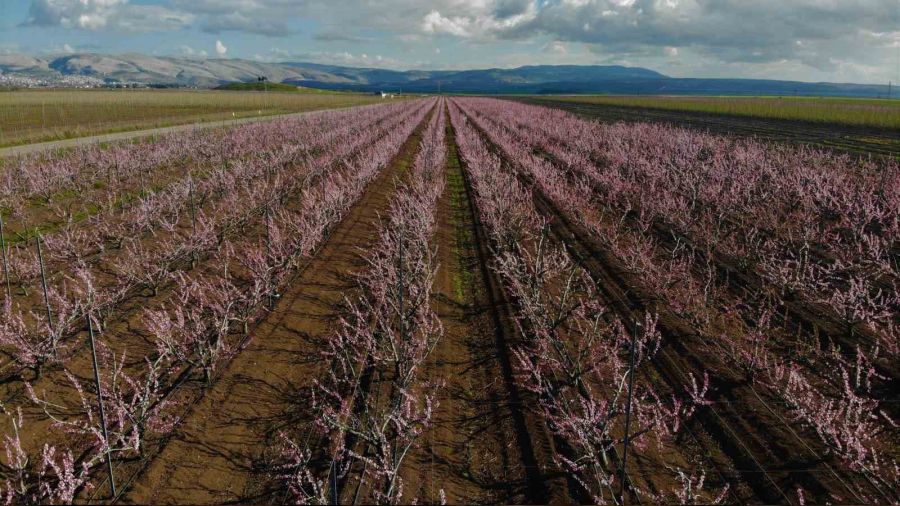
<box><xmin>1</xmin><ymin>0</ymin><xmax>898</xmax><ymax>84</ymax></box>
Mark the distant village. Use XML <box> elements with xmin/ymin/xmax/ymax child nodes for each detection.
<box><xmin>0</xmin><ymin>71</ymin><xmax>147</xmax><ymax>89</ymax></box>
<box><xmin>0</xmin><ymin>70</ymin><xmax>414</xmax><ymax>95</ymax></box>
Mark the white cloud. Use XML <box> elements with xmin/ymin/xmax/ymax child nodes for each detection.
<box><xmin>18</xmin><ymin>0</ymin><xmax>900</xmax><ymax>83</ymax></box>
<box><xmin>180</xmin><ymin>45</ymin><xmax>208</xmax><ymax>58</ymax></box>
<box><xmin>545</xmin><ymin>40</ymin><xmax>568</xmax><ymax>55</ymax></box>
<box><xmin>422</xmin><ymin>10</ymin><xmax>471</xmax><ymax>37</ymax></box>
<box><xmin>24</xmin><ymin>0</ymin><xmax>192</xmax><ymax>32</ymax></box>
<box><xmin>62</xmin><ymin>43</ymin><xmax>74</xmax><ymax>53</ymax></box>
<box><xmin>265</xmin><ymin>48</ymin><xmax>405</xmax><ymax>69</ymax></box>
<box><xmin>170</xmin><ymin>0</ymin><xmax>294</xmax><ymax>36</ymax></box>
<box><xmin>215</xmin><ymin>40</ymin><xmax>228</xmax><ymax>57</ymax></box>
<box><xmin>420</xmin><ymin>1</ymin><xmax>538</xmax><ymax>40</ymax></box>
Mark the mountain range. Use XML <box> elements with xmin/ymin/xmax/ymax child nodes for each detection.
<box><xmin>0</xmin><ymin>53</ymin><xmax>892</xmax><ymax>98</ymax></box>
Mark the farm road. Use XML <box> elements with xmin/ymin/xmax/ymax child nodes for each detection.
<box><xmin>0</xmin><ymin>110</ymin><xmax>318</xmax><ymax>158</ymax></box>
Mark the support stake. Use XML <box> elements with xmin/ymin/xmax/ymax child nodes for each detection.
<box><xmin>36</xmin><ymin>234</ymin><xmax>55</xmax><ymax>354</ymax></box>
<box><xmin>330</xmin><ymin>459</ymin><xmax>338</xmax><ymax>505</ymax></box>
<box><xmin>619</xmin><ymin>319</ymin><xmax>640</xmax><ymax>505</ymax></box>
<box><xmin>264</xmin><ymin>202</ymin><xmax>273</xmax><ymax>309</ymax></box>
<box><xmin>398</xmin><ymin>219</ymin><xmax>404</xmax><ymax>344</ymax></box>
<box><xmin>87</xmin><ymin>312</ymin><xmax>117</xmax><ymax>498</ymax></box>
<box><xmin>0</xmin><ymin>214</ymin><xmax>11</xmax><ymax>302</ymax></box>
<box><xmin>189</xmin><ymin>178</ymin><xmax>198</xmax><ymax>267</ymax></box>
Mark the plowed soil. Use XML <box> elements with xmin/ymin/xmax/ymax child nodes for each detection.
<box><xmin>121</xmin><ymin>109</ymin><xmax>430</xmax><ymax>504</ymax></box>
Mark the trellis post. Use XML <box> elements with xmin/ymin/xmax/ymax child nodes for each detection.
<box><xmin>87</xmin><ymin>311</ymin><xmax>117</xmax><ymax>498</ymax></box>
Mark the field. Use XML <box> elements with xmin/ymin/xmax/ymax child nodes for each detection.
<box><xmin>0</xmin><ymin>97</ymin><xmax>898</xmax><ymax>505</ymax></box>
<box><xmin>543</xmin><ymin>95</ymin><xmax>900</xmax><ymax>129</ymax></box>
<box><xmin>524</xmin><ymin>96</ymin><xmax>900</xmax><ymax>158</ymax></box>
<box><xmin>0</xmin><ymin>89</ymin><xmax>384</xmax><ymax>147</ymax></box>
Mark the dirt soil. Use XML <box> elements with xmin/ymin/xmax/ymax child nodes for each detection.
<box><xmin>455</xmin><ymin>102</ymin><xmax>892</xmax><ymax>505</ymax></box>
<box><xmin>120</xmin><ymin>109</ymin><xmax>429</xmax><ymax>504</ymax></box>
<box><xmin>399</xmin><ymin>112</ymin><xmax>569</xmax><ymax>504</ymax></box>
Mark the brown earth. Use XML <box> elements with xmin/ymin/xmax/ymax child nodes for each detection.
<box><xmin>399</xmin><ymin>110</ymin><xmax>568</xmax><ymax>504</ymax></box>
<box><xmin>4</xmin><ymin>107</ymin><xmax>424</xmax><ymax>497</ymax></box>
<box><xmin>454</xmin><ymin>102</ymin><xmax>892</xmax><ymax>505</ymax></box>
<box><xmin>118</xmin><ymin>106</ymin><xmax>432</xmax><ymax>504</ymax></box>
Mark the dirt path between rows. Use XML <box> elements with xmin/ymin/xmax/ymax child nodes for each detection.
<box><xmin>119</xmin><ymin>109</ymin><xmax>430</xmax><ymax>505</ymax></box>
<box><xmin>402</xmin><ymin>115</ymin><xmax>532</xmax><ymax>504</ymax></box>
<box><xmin>398</xmin><ymin>111</ymin><xmax>569</xmax><ymax>504</ymax></box>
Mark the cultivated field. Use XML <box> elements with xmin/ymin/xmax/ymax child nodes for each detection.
<box><xmin>524</xmin><ymin>96</ymin><xmax>900</xmax><ymax>158</ymax></box>
<box><xmin>0</xmin><ymin>97</ymin><xmax>897</xmax><ymax>505</ymax></box>
<box><xmin>0</xmin><ymin>89</ymin><xmax>384</xmax><ymax>147</ymax></box>
<box><xmin>544</xmin><ymin>95</ymin><xmax>900</xmax><ymax>129</ymax></box>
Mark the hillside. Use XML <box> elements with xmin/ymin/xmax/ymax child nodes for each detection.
<box><xmin>0</xmin><ymin>53</ymin><xmax>892</xmax><ymax>97</ymax></box>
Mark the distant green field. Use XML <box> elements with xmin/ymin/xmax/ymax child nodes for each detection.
<box><xmin>548</xmin><ymin>95</ymin><xmax>900</xmax><ymax>129</ymax></box>
<box><xmin>215</xmin><ymin>82</ymin><xmax>345</xmax><ymax>93</ymax></box>
<box><xmin>0</xmin><ymin>89</ymin><xmax>383</xmax><ymax>147</ymax></box>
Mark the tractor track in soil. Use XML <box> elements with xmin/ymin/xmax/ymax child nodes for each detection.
<box><xmin>117</xmin><ymin>104</ymin><xmax>435</xmax><ymax>504</ymax></box>
<box><xmin>454</xmin><ymin>102</ymin><xmax>888</xmax><ymax>504</ymax></box>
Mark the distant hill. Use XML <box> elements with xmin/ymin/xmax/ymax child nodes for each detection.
<box><xmin>0</xmin><ymin>53</ymin><xmax>892</xmax><ymax>98</ymax></box>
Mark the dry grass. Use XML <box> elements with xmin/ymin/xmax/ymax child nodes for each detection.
<box><xmin>550</xmin><ymin>95</ymin><xmax>900</xmax><ymax>129</ymax></box>
<box><xmin>0</xmin><ymin>89</ymin><xmax>384</xmax><ymax>147</ymax></box>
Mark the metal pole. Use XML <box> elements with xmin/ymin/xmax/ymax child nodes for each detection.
<box><xmin>189</xmin><ymin>178</ymin><xmax>198</xmax><ymax>267</ymax></box>
<box><xmin>398</xmin><ymin>221</ymin><xmax>404</xmax><ymax>343</ymax></box>
<box><xmin>265</xmin><ymin>203</ymin><xmax>272</xmax><ymax>259</ymax></box>
<box><xmin>330</xmin><ymin>460</ymin><xmax>338</xmax><ymax>505</ymax></box>
<box><xmin>0</xmin><ymin>214</ymin><xmax>11</xmax><ymax>302</ymax></box>
<box><xmin>619</xmin><ymin>320</ymin><xmax>640</xmax><ymax>504</ymax></box>
<box><xmin>188</xmin><ymin>178</ymin><xmax>197</xmax><ymax>234</ymax></box>
<box><xmin>265</xmin><ymin>203</ymin><xmax>274</xmax><ymax>309</ymax></box>
<box><xmin>36</xmin><ymin>234</ymin><xmax>54</xmax><ymax>352</ymax></box>
<box><xmin>87</xmin><ymin>312</ymin><xmax>117</xmax><ymax>498</ymax></box>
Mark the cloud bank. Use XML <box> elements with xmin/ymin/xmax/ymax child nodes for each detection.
<box><xmin>16</xmin><ymin>0</ymin><xmax>900</xmax><ymax>83</ymax></box>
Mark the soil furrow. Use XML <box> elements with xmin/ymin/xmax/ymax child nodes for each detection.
<box><xmin>525</xmin><ymin>176</ymin><xmax>877</xmax><ymax>505</ymax></box>
<box><xmin>401</xmin><ymin>109</ymin><xmax>565</xmax><ymax>504</ymax></box>
<box><xmin>448</xmin><ymin>108</ymin><xmax>574</xmax><ymax>504</ymax></box>
<box><xmin>455</xmin><ymin>102</ymin><xmax>880</xmax><ymax>504</ymax></box>
<box><xmin>119</xmin><ymin>106</ymin><xmax>432</xmax><ymax>505</ymax></box>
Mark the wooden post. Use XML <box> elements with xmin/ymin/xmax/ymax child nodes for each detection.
<box><xmin>0</xmin><ymin>213</ymin><xmax>11</xmax><ymax>302</ymax></box>
<box><xmin>87</xmin><ymin>312</ymin><xmax>117</xmax><ymax>498</ymax></box>
<box><xmin>619</xmin><ymin>319</ymin><xmax>640</xmax><ymax>504</ymax></box>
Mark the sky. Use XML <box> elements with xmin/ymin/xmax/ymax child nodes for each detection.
<box><xmin>1</xmin><ymin>0</ymin><xmax>898</xmax><ymax>84</ymax></box>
